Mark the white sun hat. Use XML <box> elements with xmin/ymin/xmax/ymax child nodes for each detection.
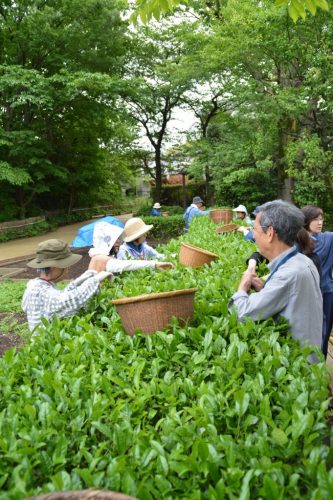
<box><xmin>232</xmin><ymin>204</ymin><xmax>248</xmax><ymax>214</ymax></box>
<box><xmin>88</xmin><ymin>222</ymin><xmax>124</xmax><ymax>257</ymax></box>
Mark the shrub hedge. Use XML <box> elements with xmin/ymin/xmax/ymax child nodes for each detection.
<box><xmin>0</xmin><ymin>211</ymin><xmax>184</xmax><ymax>244</ymax></box>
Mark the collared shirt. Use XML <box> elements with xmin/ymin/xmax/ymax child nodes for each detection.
<box><xmin>151</xmin><ymin>208</ymin><xmax>161</xmax><ymax>216</ymax></box>
<box><xmin>230</xmin><ymin>247</ymin><xmax>323</xmax><ymax>361</ymax></box>
<box><xmin>22</xmin><ymin>272</ymin><xmax>100</xmax><ymax>332</ymax></box>
<box><xmin>183</xmin><ymin>204</ymin><xmax>210</xmax><ymax>231</ymax></box>
<box><xmin>117</xmin><ymin>242</ymin><xmax>164</xmax><ymax>261</ymax></box>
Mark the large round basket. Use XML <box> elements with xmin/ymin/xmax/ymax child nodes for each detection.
<box><xmin>112</xmin><ymin>288</ymin><xmax>197</xmax><ymax>336</ymax></box>
<box><xmin>25</xmin><ymin>490</ymin><xmax>137</xmax><ymax>500</ymax></box>
<box><xmin>210</xmin><ymin>208</ymin><xmax>233</xmax><ymax>224</ymax></box>
<box><xmin>216</xmin><ymin>223</ymin><xmax>238</xmax><ymax>234</ymax></box>
<box><xmin>179</xmin><ymin>242</ymin><xmax>219</xmax><ymax>268</ymax></box>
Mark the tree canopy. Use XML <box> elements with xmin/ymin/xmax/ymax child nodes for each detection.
<box><xmin>2</xmin><ymin>0</ymin><xmax>333</xmax><ymax>220</ymax></box>
<box><xmin>131</xmin><ymin>0</ymin><xmax>330</xmax><ymax>24</ymax></box>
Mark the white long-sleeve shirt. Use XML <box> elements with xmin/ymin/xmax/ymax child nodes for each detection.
<box><xmin>22</xmin><ymin>272</ymin><xmax>100</xmax><ymax>332</ymax></box>
<box><xmin>106</xmin><ymin>257</ymin><xmax>157</xmax><ymax>273</ymax></box>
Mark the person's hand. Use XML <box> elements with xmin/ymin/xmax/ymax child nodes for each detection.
<box><xmin>238</xmin><ymin>226</ymin><xmax>250</xmax><ymax>235</ymax></box>
<box><xmin>156</xmin><ymin>262</ymin><xmax>175</xmax><ymax>270</ymax></box>
<box><xmin>96</xmin><ymin>271</ymin><xmax>113</xmax><ymax>283</ymax></box>
<box><xmin>89</xmin><ymin>254</ymin><xmax>111</xmax><ymax>272</ymax></box>
<box><xmin>237</xmin><ymin>269</ymin><xmax>255</xmax><ymax>292</ymax></box>
<box><xmin>251</xmin><ymin>275</ymin><xmax>264</xmax><ymax>292</ymax></box>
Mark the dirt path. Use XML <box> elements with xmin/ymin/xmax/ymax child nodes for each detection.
<box><xmin>0</xmin><ymin>220</ymin><xmax>95</xmax><ymax>262</ymax></box>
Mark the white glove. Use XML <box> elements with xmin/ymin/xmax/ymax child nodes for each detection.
<box><xmin>96</xmin><ymin>271</ymin><xmax>113</xmax><ymax>283</ymax></box>
<box><xmin>237</xmin><ymin>226</ymin><xmax>250</xmax><ymax>235</ymax></box>
<box><xmin>72</xmin><ymin>270</ymin><xmax>97</xmax><ymax>286</ymax></box>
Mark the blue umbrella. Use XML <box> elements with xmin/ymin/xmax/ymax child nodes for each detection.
<box><xmin>71</xmin><ymin>216</ymin><xmax>124</xmax><ymax>248</ymax></box>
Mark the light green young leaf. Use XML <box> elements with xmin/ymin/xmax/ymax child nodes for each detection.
<box><xmin>271</xmin><ymin>428</ymin><xmax>288</xmax><ymax>446</ymax></box>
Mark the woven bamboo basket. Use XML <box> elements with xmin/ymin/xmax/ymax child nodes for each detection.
<box><xmin>179</xmin><ymin>242</ymin><xmax>219</xmax><ymax>268</ymax></box>
<box><xmin>210</xmin><ymin>208</ymin><xmax>233</xmax><ymax>224</ymax></box>
<box><xmin>216</xmin><ymin>223</ymin><xmax>238</xmax><ymax>234</ymax></box>
<box><xmin>112</xmin><ymin>288</ymin><xmax>197</xmax><ymax>336</ymax></box>
<box><xmin>25</xmin><ymin>490</ymin><xmax>137</xmax><ymax>500</ymax></box>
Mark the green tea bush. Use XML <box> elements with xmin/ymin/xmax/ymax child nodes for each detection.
<box><xmin>0</xmin><ymin>217</ymin><xmax>332</xmax><ymax>499</ymax></box>
<box><xmin>135</xmin><ymin>204</ymin><xmax>184</xmax><ymax>217</ymax></box>
<box><xmin>143</xmin><ymin>215</ymin><xmax>184</xmax><ymax>239</ymax></box>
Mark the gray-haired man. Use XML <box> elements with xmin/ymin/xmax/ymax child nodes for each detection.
<box><xmin>230</xmin><ymin>200</ymin><xmax>323</xmax><ymax>362</ymax></box>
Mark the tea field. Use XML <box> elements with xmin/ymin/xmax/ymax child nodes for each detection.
<box><xmin>0</xmin><ymin>217</ymin><xmax>332</xmax><ymax>499</ymax></box>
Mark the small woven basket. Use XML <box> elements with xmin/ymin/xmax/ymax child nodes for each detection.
<box><xmin>25</xmin><ymin>490</ymin><xmax>137</xmax><ymax>500</ymax></box>
<box><xmin>112</xmin><ymin>288</ymin><xmax>197</xmax><ymax>336</ymax></box>
<box><xmin>216</xmin><ymin>223</ymin><xmax>238</xmax><ymax>234</ymax></box>
<box><xmin>179</xmin><ymin>242</ymin><xmax>219</xmax><ymax>268</ymax></box>
<box><xmin>210</xmin><ymin>208</ymin><xmax>233</xmax><ymax>224</ymax></box>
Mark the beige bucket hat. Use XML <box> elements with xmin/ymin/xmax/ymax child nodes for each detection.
<box><xmin>27</xmin><ymin>239</ymin><xmax>82</xmax><ymax>269</ymax></box>
<box><xmin>123</xmin><ymin>217</ymin><xmax>153</xmax><ymax>243</ymax></box>
<box><xmin>153</xmin><ymin>202</ymin><xmax>161</xmax><ymax>209</ymax></box>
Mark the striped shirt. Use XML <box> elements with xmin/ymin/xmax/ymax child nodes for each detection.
<box><xmin>22</xmin><ymin>273</ymin><xmax>100</xmax><ymax>333</ymax></box>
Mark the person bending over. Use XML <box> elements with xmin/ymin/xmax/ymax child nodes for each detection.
<box><xmin>183</xmin><ymin>196</ymin><xmax>210</xmax><ymax>232</ymax></box>
<box><xmin>22</xmin><ymin>239</ymin><xmax>111</xmax><ymax>333</ymax></box>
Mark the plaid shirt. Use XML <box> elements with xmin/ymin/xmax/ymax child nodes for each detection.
<box><xmin>22</xmin><ymin>272</ymin><xmax>100</xmax><ymax>333</ymax></box>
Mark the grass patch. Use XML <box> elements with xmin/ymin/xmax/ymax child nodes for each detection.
<box><xmin>0</xmin><ymin>280</ymin><xmax>27</xmax><ymax>312</ymax></box>
<box><xmin>0</xmin><ymin>280</ymin><xmax>30</xmax><ymax>340</ymax></box>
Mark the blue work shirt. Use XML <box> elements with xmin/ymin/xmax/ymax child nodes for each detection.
<box><xmin>183</xmin><ymin>204</ymin><xmax>210</xmax><ymax>231</ymax></box>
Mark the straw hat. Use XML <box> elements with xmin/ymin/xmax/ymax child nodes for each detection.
<box><xmin>27</xmin><ymin>239</ymin><xmax>82</xmax><ymax>269</ymax></box>
<box><xmin>153</xmin><ymin>202</ymin><xmax>161</xmax><ymax>209</ymax></box>
<box><xmin>123</xmin><ymin>217</ymin><xmax>153</xmax><ymax>243</ymax></box>
<box><xmin>233</xmin><ymin>204</ymin><xmax>248</xmax><ymax>214</ymax></box>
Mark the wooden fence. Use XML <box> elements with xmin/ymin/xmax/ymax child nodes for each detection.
<box><xmin>0</xmin><ymin>216</ymin><xmax>45</xmax><ymax>231</ymax></box>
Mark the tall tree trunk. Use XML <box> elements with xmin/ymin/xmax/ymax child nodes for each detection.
<box><xmin>204</xmin><ymin>166</ymin><xmax>214</xmax><ymax>205</ymax></box>
<box><xmin>276</xmin><ymin>117</ymin><xmax>295</xmax><ymax>201</ymax></box>
<box><xmin>155</xmin><ymin>148</ymin><xmax>162</xmax><ymax>202</ymax></box>
<box><xmin>16</xmin><ymin>187</ymin><xmax>36</xmax><ymax>219</ymax></box>
<box><xmin>16</xmin><ymin>188</ymin><xmax>26</xmax><ymax>220</ymax></box>
<box><xmin>67</xmin><ymin>188</ymin><xmax>75</xmax><ymax>215</ymax></box>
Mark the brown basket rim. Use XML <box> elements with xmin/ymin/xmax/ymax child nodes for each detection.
<box><xmin>210</xmin><ymin>208</ymin><xmax>233</xmax><ymax>212</ymax></box>
<box><xmin>112</xmin><ymin>287</ymin><xmax>197</xmax><ymax>305</ymax></box>
<box><xmin>216</xmin><ymin>223</ymin><xmax>238</xmax><ymax>233</ymax></box>
<box><xmin>181</xmin><ymin>242</ymin><xmax>219</xmax><ymax>258</ymax></box>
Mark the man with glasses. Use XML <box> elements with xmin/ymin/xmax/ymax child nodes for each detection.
<box><xmin>229</xmin><ymin>200</ymin><xmax>323</xmax><ymax>362</ymax></box>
